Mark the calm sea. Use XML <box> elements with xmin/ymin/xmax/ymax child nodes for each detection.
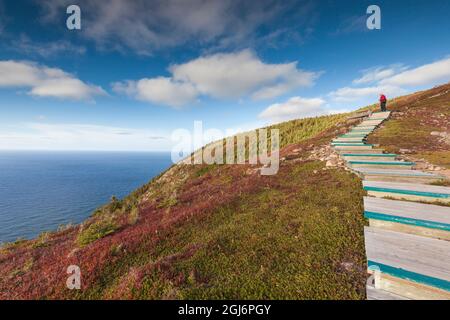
<box><xmin>0</xmin><ymin>151</ymin><xmax>172</xmax><ymax>244</ymax></box>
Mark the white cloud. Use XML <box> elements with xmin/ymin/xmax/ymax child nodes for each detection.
<box><xmin>37</xmin><ymin>0</ymin><xmax>315</xmax><ymax>55</ymax></box>
<box><xmin>352</xmin><ymin>65</ymin><xmax>406</xmax><ymax>85</ymax></box>
<box><xmin>171</xmin><ymin>50</ymin><xmax>318</xmax><ymax>99</ymax></box>
<box><xmin>114</xmin><ymin>50</ymin><xmax>319</xmax><ymax>107</ymax></box>
<box><xmin>113</xmin><ymin>77</ymin><xmax>197</xmax><ymax>107</ymax></box>
<box><xmin>331</xmin><ymin>57</ymin><xmax>450</xmax><ymax>104</ymax></box>
<box><xmin>259</xmin><ymin>96</ymin><xmax>327</xmax><ymax>123</ymax></box>
<box><xmin>0</xmin><ymin>60</ymin><xmax>105</xmax><ymax>100</ymax></box>
<box><xmin>329</xmin><ymin>85</ymin><xmax>405</xmax><ymax>102</ymax></box>
<box><xmin>0</xmin><ymin>123</ymin><xmax>170</xmax><ymax>151</ymax></box>
<box><xmin>10</xmin><ymin>35</ymin><xmax>86</xmax><ymax>58</ymax></box>
<box><xmin>331</xmin><ymin>15</ymin><xmax>367</xmax><ymax>36</ymax></box>
<box><xmin>380</xmin><ymin>57</ymin><xmax>450</xmax><ymax>87</ymax></box>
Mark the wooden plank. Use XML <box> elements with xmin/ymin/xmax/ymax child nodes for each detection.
<box><xmin>368</xmin><ymin>219</ymin><xmax>450</xmax><ymax>241</ymax></box>
<box><xmin>364</xmin><ymin>197</ymin><xmax>450</xmax><ymax>227</ymax></box>
<box><xmin>354</xmin><ymin>125</ymin><xmax>377</xmax><ymax>129</ymax></box>
<box><xmin>348</xmin><ymin>161</ymin><xmax>414</xmax><ymax>170</ymax></box>
<box><xmin>349</xmin><ymin>160</ymin><xmax>414</xmax><ymax>165</ymax></box>
<box><xmin>348</xmin><ymin>130</ymin><xmax>373</xmax><ymax>134</ymax></box>
<box><xmin>363</xmin><ymin>181</ymin><xmax>450</xmax><ymax>197</ymax></box>
<box><xmin>357</xmin><ymin>169</ymin><xmax>441</xmax><ymax>178</ymax></box>
<box><xmin>361</xmin><ymin>175</ymin><xmax>442</xmax><ymax>184</ymax></box>
<box><xmin>351</xmin><ymin>164</ymin><xmax>414</xmax><ymax>170</ymax></box>
<box><xmin>372</xmin><ymin>111</ymin><xmax>391</xmax><ymax>117</ymax></box>
<box><xmin>343</xmin><ymin>155</ymin><xmax>397</xmax><ymax>161</ymax></box>
<box><xmin>364</xmin><ymin>227</ymin><xmax>450</xmax><ymax>290</ymax></box>
<box><xmin>350</xmin><ymin>128</ymin><xmax>373</xmax><ymax>131</ymax></box>
<box><xmin>333</xmin><ymin>145</ymin><xmax>373</xmax><ymax>150</ymax></box>
<box><xmin>333</xmin><ymin>138</ymin><xmax>366</xmax><ymax>142</ymax></box>
<box><xmin>337</xmin><ymin>149</ymin><xmax>385</xmax><ymax>154</ymax></box>
<box><xmin>373</xmin><ymin>272</ymin><xmax>450</xmax><ymax>300</ymax></box>
<box><xmin>361</xmin><ymin>121</ymin><xmax>384</xmax><ymax>126</ymax></box>
<box><xmin>363</xmin><ymin>180</ymin><xmax>450</xmax><ymax>202</ymax></box>
<box><xmin>340</xmin><ymin>134</ymin><xmax>368</xmax><ymax>138</ymax></box>
<box><xmin>349</xmin><ymin>160</ymin><xmax>413</xmax><ymax>165</ymax></box>
<box><xmin>366</xmin><ymin>275</ymin><xmax>410</xmax><ymax>300</ymax></box>
<box><xmin>342</xmin><ymin>153</ymin><xmax>397</xmax><ymax>157</ymax></box>
<box><xmin>361</xmin><ymin>119</ymin><xmax>383</xmax><ymax>123</ymax></box>
<box><xmin>332</xmin><ymin>142</ymin><xmax>370</xmax><ymax>145</ymax></box>
<box><xmin>365</xmin><ymin>197</ymin><xmax>450</xmax><ymax>239</ymax></box>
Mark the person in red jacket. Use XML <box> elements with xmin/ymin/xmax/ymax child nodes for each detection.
<box><xmin>379</xmin><ymin>94</ymin><xmax>387</xmax><ymax>111</ymax></box>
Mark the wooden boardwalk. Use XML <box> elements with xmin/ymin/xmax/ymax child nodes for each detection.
<box><xmin>332</xmin><ymin>111</ymin><xmax>450</xmax><ymax>300</ymax></box>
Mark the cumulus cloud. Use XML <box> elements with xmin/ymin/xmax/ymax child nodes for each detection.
<box><xmin>36</xmin><ymin>0</ymin><xmax>316</xmax><ymax>55</ymax></box>
<box><xmin>352</xmin><ymin>65</ymin><xmax>407</xmax><ymax>85</ymax></box>
<box><xmin>0</xmin><ymin>60</ymin><xmax>105</xmax><ymax>100</ymax></box>
<box><xmin>113</xmin><ymin>77</ymin><xmax>198</xmax><ymax>108</ymax></box>
<box><xmin>380</xmin><ymin>57</ymin><xmax>450</xmax><ymax>87</ymax></box>
<box><xmin>114</xmin><ymin>50</ymin><xmax>320</xmax><ymax>107</ymax></box>
<box><xmin>259</xmin><ymin>96</ymin><xmax>327</xmax><ymax>122</ymax></box>
<box><xmin>330</xmin><ymin>57</ymin><xmax>450</xmax><ymax>103</ymax></box>
<box><xmin>329</xmin><ymin>85</ymin><xmax>406</xmax><ymax>103</ymax></box>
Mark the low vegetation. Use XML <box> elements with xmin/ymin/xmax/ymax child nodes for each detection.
<box><xmin>368</xmin><ymin>84</ymin><xmax>450</xmax><ymax>168</ymax></box>
<box><xmin>1</xmin><ymin>83</ymin><xmax>449</xmax><ymax>299</ymax></box>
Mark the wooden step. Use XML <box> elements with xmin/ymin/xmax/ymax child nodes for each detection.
<box><xmin>340</xmin><ymin>134</ymin><xmax>368</xmax><ymax>138</ymax></box>
<box><xmin>368</xmin><ymin>272</ymin><xmax>450</xmax><ymax>300</ymax></box>
<box><xmin>348</xmin><ymin>160</ymin><xmax>415</xmax><ymax>170</ymax></box>
<box><xmin>342</xmin><ymin>154</ymin><xmax>397</xmax><ymax>161</ymax></box>
<box><xmin>365</xmin><ymin>227</ymin><xmax>450</xmax><ymax>299</ymax></box>
<box><xmin>371</xmin><ymin>111</ymin><xmax>391</xmax><ymax>117</ymax></box>
<box><xmin>333</xmin><ymin>144</ymin><xmax>374</xmax><ymax>150</ymax></box>
<box><xmin>354</xmin><ymin>125</ymin><xmax>377</xmax><ymax>130</ymax></box>
<box><xmin>363</xmin><ymin>180</ymin><xmax>450</xmax><ymax>203</ymax></box>
<box><xmin>361</xmin><ymin>119</ymin><xmax>383</xmax><ymax>123</ymax></box>
<box><xmin>361</xmin><ymin>121</ymin><xmax>384</xmax><ymax>126</ymax></box>
<box><xmin>356</xmin><ymin>169</ymin><xmax>443</xmax><ymax>183</ymax></box>
<box><xmin>333</xmin><ymin>138</ymin><xmax>366</xmax><ymax>143</ymax></box>
<box><xmin>337</xmin><ymin>149</ymin><xmax>385</xmax><ymax>154</ymax></box>
<box><xmin>348</xmin><ymin>127</ymin><xmax>373</xmax><ymax>131</ymax></box>
<box><xmin>364</xmin><ymin>197</ymin><xmax>450</xmax><ymax>240</ymax></box>
<box><xmin>331</xmin><ymin>142</ymin><xmax>371</xmax><ymax>146</ymax></box>
<box><xmin>350</xmin><ymin>127</ymin><xmax>373</xmax><ymax>131</ymax></box>
<box><xmin>366</xmin><ymin>275</ymin><xmax>410</xmax><ymax>300</ymax></box>
<box><xmin>335</xmin><ymin>136</ymin><xmax>366</xmax><ymax>140</ymax></box>
<box><xmin>348</xmin><ymin>131</ymin><xmax>373</xmax><ymax>135</ymax></box>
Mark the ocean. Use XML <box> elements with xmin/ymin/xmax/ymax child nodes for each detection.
<box><xmin>0</xmin><ymin>151</ymin><xmax>173</xmax><ymax>244</ymax></box>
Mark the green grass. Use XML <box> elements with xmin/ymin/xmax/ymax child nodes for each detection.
<box><xmin>78</xmin><ymin>161</ymin><xmax>367</xmax><ymax>300</ymax></box>
<box><xmin>417</xmin><ymin>151</ymin><xmax>450</xmax><ymax>169</ymax></box>
<box><xmin>369</xmin><ymin>119</ymin><xmax>436</xmax><ymax>154</ymax></box>
<box><xmin>429</xmin><ymin>179</ymin><xmax>450</xmax><ymax>187</ymax></box>
<box><xmin>192</xmin><ymin>113</ymin><xmax>349</xmax><ymax>164</ymax></box>
<box><xmin>76</xmin><ymin>218</ymin><xmax>118</xmax><ymax>247</ymax></box>
<box><xmin>269</xmin><ymin>114</ymin><xmax>348</xmax><ymax>148</ymax></box>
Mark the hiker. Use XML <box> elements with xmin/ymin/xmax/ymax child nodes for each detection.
<box><xmin>379</xmin><ymin>93</ymin><xmax>387</xmax><ymax>112</ymax></box>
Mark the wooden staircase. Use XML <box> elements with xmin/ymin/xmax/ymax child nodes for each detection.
<box><xmin>332</xmin><ymin>110</ymin><xmax>450</xmax><ymax>300</ymax></box>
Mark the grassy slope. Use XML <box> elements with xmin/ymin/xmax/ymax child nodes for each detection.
<box><xmin>367</xmin><ymin>83</ymin><xmax>450</xmax><ymax>169</ymax></box>
<box><xmin>1</xmin><ymin>83</ymin><xmax>448</xmax><ymax>300</ymax></box>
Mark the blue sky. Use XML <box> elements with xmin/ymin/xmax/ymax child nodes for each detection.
<box><xmin>0</xmin><ymin>0</ymin><xmax>449</xmax><ymax>151</ymax></box>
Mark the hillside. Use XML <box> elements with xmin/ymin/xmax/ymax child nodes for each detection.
<box><xmin>0</xmin><ymin>83</ymin><xmax>449</xmax><ymax>300</ymax></box>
